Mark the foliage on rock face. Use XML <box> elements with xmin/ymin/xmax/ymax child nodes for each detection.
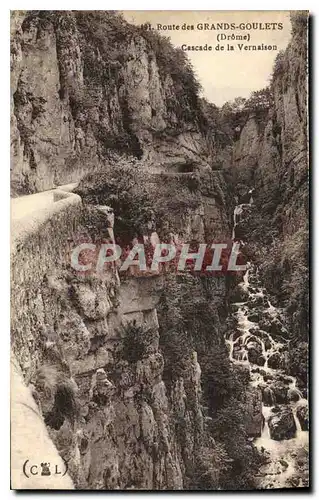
<box><xmin>200</xmin><ymin>354</ymin><xmax>262</xmax><ymax>489</ymax></box>
<box><xmin>272</xmin><ymin>50</ymin><xmax>286</xmax><ymax>78</ymax></box>
<box><xmin>290</xmin><ymin>11</ymin><xmax>308</xmax><ymax>36</ymax></box>
<box><xmin>199</xmin><ymin>99</ymin><xmax>233</xmax><ymax>148</ymax></box>
<box><xmin>212</xmin><ymin>399</ymin><xmax>264</xmax><ymax>490</ymax></box>
<box><xmin>272</xmin><ymin>11</ymin><xmax>307</xmax><ymax>90</ymax></box>
<box><xmin>202</xmin><ymin>353</ymin><xmax>250</xmax><ymax>411</ymax></box>
<box><xmin>157</xmin><ymin>275</ymin><xmax>194</xmax><ymax>382</ymax></box>
<box><xmin>75</xmin><ymin>156</ymin><xmax>154</xmax><ymax>242</ymax></box>
<box><xmin>200</xmin><ymin>87</ymin><xmax>273</xmax><ymax>145</ymax></box>
<box><xmin>222</xmin><ymin>88</ymin><xmax>273</xmax><ymax>116</ymax></box>
<box><xmin>121</xmin><ymin>321</ymin><xmax>154</xmax><ymax>364</ymax></box>
<box><xmin>157</xmin><ymin>273</ymin><xmax>261</xmax><ymax>490</ymax></box>
<box><xmin>219</xmin><ymin>87</ymin><xmax>273</xmax><ymax>136</ymax></box>
<box><xmin>64</xmin><ymin>10</ymin><xmax>203</xmax><ymax>144</ymax></box>
<box><xmin>33</xmin><ymin>365</ymin><xmax>78</xmax><ymax>430</ymax></box>
<box><xmin>250</xmin><ymin>223</ymin><xmax>309</xmax><ymax>344</ymax></box>
<box><xmin>140</xmin><ymin>29</ymin><xmax>202</xmax><ymax>124</ymax></box>
<box><xmin>287</xmin><ymin>342</ymin><xmax>308</xmax><ymax>391</ymax></box>
<box><xmin>190</xmin><ymin>441</ymin><xmax>229</xmax><ymax>490</ymax></box>
<box><xmin>146</xmin><ymin>172</ymin><xmax>202</xmax><ymax>240</ymax></box>
<box><xmin>281</xmin><ymin>229</ymin><xmax>309</xmax><ymax>334</ymax></box>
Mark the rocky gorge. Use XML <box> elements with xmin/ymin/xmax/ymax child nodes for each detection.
<box><xmin>227</xmin><ymin>195</ymin><xmax>308</xmax><ymax>488</ymax></box>
<box><xmin>10</xmin><ymin>10</ymin><xmax>309</xmax><ymax>490</ymax></box>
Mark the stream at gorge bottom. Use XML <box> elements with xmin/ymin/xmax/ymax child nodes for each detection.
<box><xmin>225</xmin><ymin>263</ymin><xmax>309</xmax><ymax>489</ymax></box>
<box><xmin>225</xmin><ymin>195</ymin><xmax>308</xmax><ymax>489</ymax></box>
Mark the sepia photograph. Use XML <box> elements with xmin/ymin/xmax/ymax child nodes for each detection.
<box><xmin>10</xmin><ymin>9</ymin><xmax>309</xmax><ymax>491</ymax></box>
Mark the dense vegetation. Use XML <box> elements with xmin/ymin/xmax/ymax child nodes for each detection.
<box><xmin>200</xmin><ymin>87</ymin><xmax>273</xmax><ymax>148</ymax></box>
<box><xmin>75</xmin><ymin>156</ymin><xmax>154</xmax><ymax>242</ymax></box>
<box><xmin>140</xmin><ymin>27</ymin><xmax>202</xmax><ymax>124</ymax></box>
<box><xmin>158</xmin><ymin>274</ymin><xmax>263</xmax><ymax>490</ymax></box>
<box><xmin>65</xmin><ymin>10</ymin><xmax>203</xmax><ymax>155</ymax></box>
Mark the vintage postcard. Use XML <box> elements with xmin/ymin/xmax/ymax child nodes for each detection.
<box><xmin>10</xmin><ymin>10</ymin><xmax>309</xmax><ymax>490</ymax></box>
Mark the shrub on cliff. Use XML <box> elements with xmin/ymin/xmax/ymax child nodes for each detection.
<box><xmin>199</xmin><ymin>98</ymin><xmax>233</xmax><ymax>146</ymax></box>
<box><xmin>202</xmin><ymin>354</ymin><xmax>250</xmax><ymax>412</ymax></box>
<box><xmin>272</xmin><ymin>50</ymin><xmax>286</xmax><ymax>78</ymax></box>
<box><xmin>75</xmin><ymin>156</ymin><xmax>154</xmax><ymax>242</ymax></box>
<box><xmin>244</xmin><ymin>87</ymin><xmax>274</xmax><ymax>114</ymax></box>
<box><xmin>140</xmin><ymin>29</ymin><xmax>202</xmax><ymax>124</ymax></box>
<box><xmin>121</xmin><ymin>321</ymin><xmax>155</xmax><ymax>364</ymax></box>
<box><xmin>212</xmin><ymin>397</ymin><xmax>263</xmax><ymax>490</ymax></box>
<box><xmin>220</xmin><ymin>87</ymin><xmax>273</xmax><ymax>138</ymax></box>
<box><xmin>190</xmin><ymin>441</ymin><xmax>230</xmax><ymax>490</ymax></box>
<box><xmin>157</xmin><ymin>274</ymin><xmax>195</xmax><ymax>383</ymax></box>
<box><xmin>75</xmin><ymin>11</ymin><xmax>135</xmax><ymax>50</ymax></box>
<box><xmin>144</xmin><ymin>172</ymin><xmax>202</xmax><ymax>241</ymax></box>
<box><xmin>257</xmin><ymin>226</ymin><xmax>309</xmax><ymax>342</ymax></box>
<box><xmin>286</xmin><ymin>342</ymin><xmax>308</xmax><ymax>390</ymax></box>
<box><xmin>290</xmin><ymin>11</ymin><xmax>308</xmax><ymax>36</ymax></box>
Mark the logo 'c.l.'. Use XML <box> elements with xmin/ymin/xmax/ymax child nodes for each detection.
<box><xmin>22</xmin><ymin>459</ymin><xmax>69</xmax><ymax>478</ymax></box>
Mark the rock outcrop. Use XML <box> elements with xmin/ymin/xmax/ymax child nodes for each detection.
<box><xmin>11</xmin><ymin>11</ymin><xmax>211</xmax><ymax>195</ymax></box>
<box><xmin>296</xmin><ymin>401</ymin><xmax>308</xmax><ymax>431</ymax></box>
<box><xmin>268</xmin><ymin>407</ymin><xmax>297</xmax><ymax>441</ymax></box>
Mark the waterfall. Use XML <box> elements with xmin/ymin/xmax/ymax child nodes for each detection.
<box><xmin>248</xmin><ymin>188</ymin><xmax>254</xmax><ymax>205</ymax></box>
<box><xmin>225</xmin><ymin>190</ymin><xmax>309</xmax><ymax>489</ymax></box>
<box><xmin>232</xmin><ymin>204</ymin><xmax>244</xmax><ymax>239</ymax></box>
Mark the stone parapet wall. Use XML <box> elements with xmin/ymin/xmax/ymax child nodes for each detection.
<box><xmin>11</xmin><ymin>187</ymin><xmax>83</xmax><ymax>489</ymax></box>
<box><xmin>11</xmin><ymin>189</ymin><xmax>83</xmax><ymax>376</ymax></box>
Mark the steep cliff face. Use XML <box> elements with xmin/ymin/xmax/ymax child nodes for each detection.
<box><xmin>11</xmin><ymin>10</ymin><xmax>209</xmax><ymax>195</ymax></box>
<box><xmin>11</xmin><ymin>198</ymin><xmax>206</xmax><ymax>489</ymax></box>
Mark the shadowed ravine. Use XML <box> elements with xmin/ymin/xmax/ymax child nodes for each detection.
<box><xmin>226</xmin><ymin>194</ymin><xmax>309</xmax><ymax>489</ymax></box>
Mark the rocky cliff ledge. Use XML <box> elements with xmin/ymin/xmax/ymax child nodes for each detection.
<box><xmin>10</xmin><ymin>187</ymin><xmax>231</xmax><ymax>489</ymax></box>
<box><xmin>11</xmin><ymin>10</ymin><xmax>212</xmax><ymax>195</ymax></box>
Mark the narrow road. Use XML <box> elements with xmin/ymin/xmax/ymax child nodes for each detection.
<box><xmin>10</xmin><ymin>183</ymin><xmax>78</xmax><ymax>221</ymax></box>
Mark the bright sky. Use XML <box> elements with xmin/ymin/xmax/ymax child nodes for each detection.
<box><xmin>123</xmin><ymin>11</ymin><xmax>292</xmax><ymax>106</ymax></box>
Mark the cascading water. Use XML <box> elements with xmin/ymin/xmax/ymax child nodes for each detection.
<box><xmin>226</xmin><ymin>191</ymin><xmax>309</xmax><ymax>489</ymax></box>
